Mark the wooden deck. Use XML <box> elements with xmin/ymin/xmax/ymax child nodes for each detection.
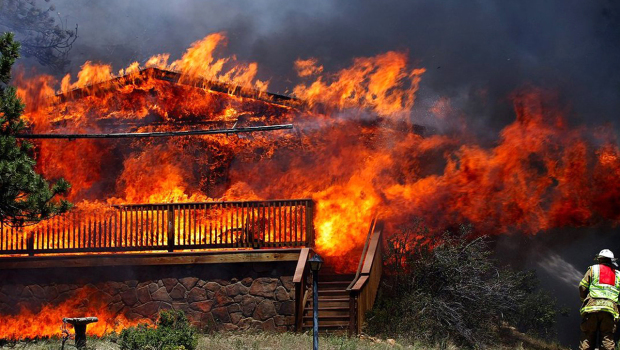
<box><xmin>0</xmin><ymin>248</ymin><xmax>304</xmax><ymax>269</ymax></box>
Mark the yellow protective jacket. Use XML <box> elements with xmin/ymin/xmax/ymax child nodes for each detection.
<box><xmin>579</xmin><ymin>264</ymin><xmax>620</xmax><ymax>319</ymax></box>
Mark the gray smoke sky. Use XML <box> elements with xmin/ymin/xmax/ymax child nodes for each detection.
<box><xmin>21</xmin><ymin>0</ymin><xmax>619</xmax><ymax>134</ymax></box>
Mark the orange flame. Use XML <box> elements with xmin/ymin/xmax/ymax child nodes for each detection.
<box><xmin>0</xmin><ymin>287</ymin><xmax>147</xmax><ymax>340</ymax></box>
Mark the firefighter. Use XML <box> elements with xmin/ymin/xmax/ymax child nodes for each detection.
<box><xmin>579</xmin><ymin>249</ymin><xmax>620</xmax><ymax>350</ymax></box>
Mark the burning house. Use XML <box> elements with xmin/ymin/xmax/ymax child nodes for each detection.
<box><xmin>1</xmin><ymin>29</ymin><xmax>620</xmax><ymax>342</ymax></box>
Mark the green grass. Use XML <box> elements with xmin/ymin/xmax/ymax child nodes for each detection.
<box><xmin>0</xmin><ymin>333</ymin><xmax>422</xmax><ymax>350</ymax></box>
<box><xmin>0</xmin><ymin>330</ymin><xmax>564</xmax><ymax>350</ymax></box>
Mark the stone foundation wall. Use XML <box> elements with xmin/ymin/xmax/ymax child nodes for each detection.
<box><xmin>0</xmin><ymin>262</ymin><xmax>297</xmax><ymax>332</ymax></box>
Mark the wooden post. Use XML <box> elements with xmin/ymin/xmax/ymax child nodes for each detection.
<box><xmin>348</xmin><ymin>293</ymin><xmax>357</xmax><ymax>336</ymax></box>
<box><xmin>27</xmin><ymin>232</ymin><xmax>35</xmax><ymax>256</ymax></box>
<box><xmin>167</xmin><ymin>206</ymin><xmax>175</xmax><ymax>252</ymax></box>
<box><xmin>306</xmin><ymin>201</ymin><xmax>315</xmax><ymax>247</ymax></box>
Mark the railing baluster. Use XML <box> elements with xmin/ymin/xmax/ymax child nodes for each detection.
<box><xmin>294</xmin><ymin>203</ymin><xmax>299</xmax><ymax>246</ymax></box>
<box><xmin>167</xmin><ymin>205</ymin><xmax>175</xmax><ymax>252</ymax></box>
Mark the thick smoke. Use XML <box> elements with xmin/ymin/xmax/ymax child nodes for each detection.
<box><xmin>47</xmin><ymin>0</ymin><xmax>620</xmax><ymax>133</ymax></box>
<box><xmin>11</xmin><ymin>0</ymin><xmax>620</xmax><ymax>346</ymax></box>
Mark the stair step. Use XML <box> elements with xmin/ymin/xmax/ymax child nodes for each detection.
<box><xmin>303</xmin><ymin>325</ymin><xmax>349</xmax><ymax>329</ymax></box>
<box><xmin>316</xmin><ymin>290</ymin><xmax>348</xmax><ymax>297</ymax></box>
<box><xmin>302</xmin><ymin>321</ymin><xmax>349</xmax><ymax>328</ymax></box>
<box><xmin>307</xmin><ymin>299</ymin><xmax>349</xmax><ymax>308</ymax></box>
<box><xmin>303</xmin><ymin>316</ymin><xmax>350</xmax><ymax>323</ymax></box>
<box><xmin>304</xmin><ymin>310</ymin><xmax>349</xmax><ymax>319</ymax></box>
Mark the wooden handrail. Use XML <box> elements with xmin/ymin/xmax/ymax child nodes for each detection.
<box><xmin>347</xmin><ymin>217</ymin><xmax>377</xmax><ymax>291</ymax></box>
<box><xmin>293</xmin><ymin>248</ymin><xmax>311</xmax><ymax>283</ymax></box>
<box><xmin>294</xmin><ymin>248</ymin><xmax>312</xmax><ymax>332</ymax></box>
<box><xmin>348</xmin><ymin>221</ymin><xmax>384</xmax><ymax>335</ymax></box>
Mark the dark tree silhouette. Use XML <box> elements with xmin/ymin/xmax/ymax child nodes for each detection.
<box><xmin>0</xmin><ymin>0</ymin><xmax>77</xmax><ymax>71</ymax></box>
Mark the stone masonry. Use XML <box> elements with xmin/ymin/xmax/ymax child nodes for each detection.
<box><xmin>0</xmin><ymin>261</ymin><xmax>297</xmax><ymax>332</ymax></box>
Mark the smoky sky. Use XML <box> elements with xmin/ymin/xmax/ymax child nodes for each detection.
<box><xmin>18</xmin><ymin>0</ymin><xmax>620</xmax><ymax>135</ymax></box>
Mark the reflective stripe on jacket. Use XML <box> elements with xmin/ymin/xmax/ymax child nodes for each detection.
<box><xmin>579</xmin><ymin>264</ymin><xmax>620</xmax><ymax>319</ymax></box>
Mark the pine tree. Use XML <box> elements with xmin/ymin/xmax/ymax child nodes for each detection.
<box><xmin>0</xmin><ymin>32</ymin><xmax>70</xmax><ymax>226</ymax></box>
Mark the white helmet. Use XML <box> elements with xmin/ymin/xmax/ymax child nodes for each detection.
<box><xmin>597</xmin><ymin>249</ymin><xmax>615</xmax><ymax>260</ymax></box>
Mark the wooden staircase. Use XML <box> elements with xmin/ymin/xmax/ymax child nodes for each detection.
<box><xmin>293</xmin><ymin>219</ymin><xmax>384</xmax><ymax>335</ymax></box>
<box><xmin>301</xmin><ymin>271</ymin><xmax>355</xmax><ymax>332</ymax></box>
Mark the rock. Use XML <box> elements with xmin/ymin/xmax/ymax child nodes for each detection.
<box><xmin>179</xmin><ymin>277</ymin><xmax>199</xmax><ymax>290</ymax></box>
<box><xmin>212</xmin><ymin>306</ymin><xmax>231</xmax><ymax>323</ymax></box>
<box><xmin>227</xmin><ymin>304</ymin><xmax>241</xmax><ymax>313</ymax></box>
<box><xmin>280</xmin><ymin>276</ymin><xmax>294</xmax><ymax>291</ymax></box>
<box><xmin>28</xmin><ymin>285</ymin><xmax>46</xmax><ymax>299</ymax></box>
<box><xmin>219</xmin><ymin>323</ymin><xmax>238</xmax><ymax>331</ymax></box>
<box><xmin>204</xmin><ymin>282</ymin><xmax>221</xmax><ymax>292</ymax></box>
<box><xmin>133</xmin><ymin>301</ymin><xmax>160</xmax><ymax>317</ymax></box>
<box><xmin>261</xmin><ymin>318</ymin><xmax>277</xmax><ymax>332</ymax></box>
<box><xmin>136</xmin><ymin>287</ymin><xmax>150</xmax><ymax>304</ymax></box>
<box><xmin>277</xmin><ymin>300</ymin><xmax>295</xmax><ymax>316</ymax></box>
<box><xmin>169</xmin><ymin>284</ymin><xmax>186</xmax><ymax>300</ymax></box>
<box><xmin>387</xmin><ymin>339</ymin><xmax>396</xmax><ymax>346</ymax></box>
<box><xmin>214</xmin><ymin>288</ymin><xmax>233</xmax><ymax>305</ymax></box>
<box><xmin>213</xmin><ymin>279</ymin><xmax>230</xmax><ymax>286</ymax></box>
<box><xmin>253</xmin><ymin>300</ymin><xmax>277</xmax><ymax>320</ymax></box>
<box><xmin>190</xmin><ymin>301</ymin><xmax>214</xmax><ymax>313</ymax></box>
<box><xmin>106</xmin><ymin>281</ymin><xmax>125</xmax><ymax>293</ymax></box>
<box><xmin>237</xmin><ymin>317</ymin><xmax>261</xmax><ymax>330</ymax></box>
<box><xmin>20</xmin><ymin>287</ymin><xmax>33</xmax><ymax>299</ymax></box>
<box><xmin>172</xmin><ymin>302</ymin><xmax>191</xmax><ymax>313</ymax></box>
<box><xmin>147</xmin><ymin>283</ymin><xmax>159</xmax><ymax>294</ymax></box>
<box><xmin>196</xmin><ymin>280</ymin><xmax>207</xmax><ymax>288</ymax></box>
<box><xmin>126</xmin><ymin>280</ymin><xmax>139</xmax><ymax>288</ymax></box>
<box><xmin>87</xmin><ymin>290</ymin><xmax>115</xmax><ymax>306</ymax></box>
<box><xmin>249</xmin><ymin>278</ymin><xmax>277</xmax><ymax>298</ymax></box>
<box><xmin>274</xmin><ymin>287</ymin><xmax>289</xmax><ymax>301</ymax></box>
<box><xmin>159</xmin><ymin>302</ymin><xmax>173</xmax><ymax>312</ymax></box>
<box><xmin>186</xmin><ymin>310</ymin><xmax>203</xmax><ymax>326</ymax></box>
<box><xmin>273</xmin><ymin>315</ymin><xmax>288</xmax><ymax>326</ymax></box>
<box><xmin>2</xmin><ymin>284</ymin><xmax>24</xmax><ymax>297</ymax></box>
<box><xmin>151</xmin><ymin>287</ymin><xmax>172</xmax><ymax>302</ymax></box>
<box><xmin>162</xmin><ymin>278</ymin><xmax>178</xmax><ymax>293</ymax></box>
<box><xmin>110</xmin><ymin>301</ymin><xmax>125</xmax><ymax>315</ymax></box>
<box><xmin>230</xmin><ymin>312</ymin><xmax>243</xmax><ymax>325</ymax></box>
<box><xmin>187</xmin><ymin>287</ymin><xmax>207</xmax><ymax>302</ymax></box>
<box><xmin>201</xmin><ymin>312</ymin><xmax>216</xmax><ymax>330</ymax></box>
<box><xmin>136</xmin><ymin>281</ymin><xmax>151</xmax><ymax>289</ymax></box>
<box><xmin>240</xmin><ymin>295</ymin><xmax>257</xmax><ymax>317</ymax></box>
<box><xmin>44</xmin><ymin>286</ymin><xmax>58</xmax><ymax>301</ymax></box>
<box><xmin>225</xmin><ymin>283</ymin><xmax>245</xmax><ymax>297</ymax></box>
<box><xmin>120</xmin><ymin>289</ymin><xmax>138</xmax><ymax>306</ymax></box>
<box><xmin>157</xmin><ymin>280</ymin><xmax>164</xmax><ymax>288</ymax></box>
<box><xmin>240</xmin><ymin>277</ymin><xmax>253</xmax><ymax>287</ymax></box>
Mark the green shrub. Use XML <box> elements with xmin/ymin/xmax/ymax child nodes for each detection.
<box><xmin>119</xmin><ymin>310</ymin><xmax>198</xmax><ymax>350</ymax></box>
<box><xmin>366</xmin><ymin>221</ymin><xmax>563</xmax><ymax>348</ymax></box>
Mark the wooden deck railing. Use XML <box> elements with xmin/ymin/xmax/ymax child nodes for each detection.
<box><xmin>0</xmin><ymin>199</ymin><xmax>315</xmax><ymax>256</ymax></box>
<box><xmin>347</xmin><ymin>219</ymin><xmax>384</xmax><ymax>335</ymax></box>
<box><xmin>293</xmin><ymin>247</ymin><xmax>312</xmax><ymax>332</ymax></box>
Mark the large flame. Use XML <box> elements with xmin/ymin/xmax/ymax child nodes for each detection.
<box><xmin>9</xmin><ymin>32</ymin><xmax>620</xmax><ymax>338</ymax></box>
